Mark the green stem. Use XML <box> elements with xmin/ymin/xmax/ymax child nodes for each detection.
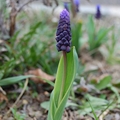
<box><xmin>58</xmin><ymin>51</ymin><xmax>67</xmax><ymax>104</ymax></box>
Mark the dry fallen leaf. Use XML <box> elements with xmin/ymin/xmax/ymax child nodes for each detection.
<box><xmin>0</xmin><ymin>93</ymin><xmax>8</xmax><ymax>103</ymax></box>
<box><xmin>0</xmin><ymin>115</ymin><xmax>2</xmax><ymax>120</ymax></box>
<box><xmin>26</xmin><ymin>69</ymin><xmax>55</xmax><ymax>83</ymax></box>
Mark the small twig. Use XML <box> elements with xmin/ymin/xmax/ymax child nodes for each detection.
<box><xmin>17</xmin><ymin>0</ymin><xmax>38</xmax><ymax>13</ymax></box>
<box><xmin>0</xmin><ymin>87</ymin><xmax>6</xmax><ymax>95</ymax></box>
<box><xmin>12</xmin><ymin>78</ymin><xmax>29</xmax><ymax>106</ymax></box>
<box><xmin>70</xmin><ymin>0</ymin><xmax>76</xmax><ymax>17</ymax></box>
<box><xmin>0</xmin><ymin>11</ymin><xmax>8</xmax><ymax>36</ymax></box>
<box><xmin>9</xmin><ymin>0</ymin><xmax>38</xmax><ymax>37</ymax></box>
<box><xmin>99</xmin><ymin>109</ymin><xmax>109</xmax><ymax>120</ymax></box>
<box><xmin>9</xmin><ymin>1</ymin><xmax>17</xmax><ymax>37</ymax></box>
<box><xmin>43</xmin><ymin>0</ymin><xmax>53</xmax><ymax>6</ymax></box>
<box><xmin>52</xmin><ymin>0</ymin><xmax>59</xmax><ymax>14</ymax></box>
<box><xmin>54</xmin><ymin>0</ymin><xmax>59</xmax><ymax>6</ymax></box>
<box><xmin>4</xmin><ymin>78</ymin><xmax>29</xmax><ymax>117</ymax></box>
<box><xmin>99</xmin><ymin>101</ymin><xmax>115</xmax><ymax>120</ymax></box>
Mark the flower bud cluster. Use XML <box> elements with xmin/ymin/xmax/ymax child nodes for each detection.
<box><xmin>95</xmin><ymin>5</ymin><xmax>101</xmax><ymax>19</ymax></box>
<box><xmin>74</xmin><ymin>0</ymin><xmax>80</xmax><ymax>12</ymax></box>
<box><xmin>64</xmin><ymin>2</ymin><xmax>69</xmax><ymax>12</ymax></box>
<box><xmin>56</xmin><ymin>9</ymin><xmax>71</xmax><ymax>53</ymax></box>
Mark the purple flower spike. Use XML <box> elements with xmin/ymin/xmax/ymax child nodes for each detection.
<box><xmin>95</xmin><ymin>5</ymin><xmax>101</xmax><ymax>19</ymax></box>
<box><xmin>74</xmin><ymin>0</ymin><xmax>80</xmax><ymax>12</ymax></box>
<box><xmin>56</xmin><ymin>9</ymin><xmax>71</xmax><ymax>53</ymax></box>
<box><xmin>64</xmin><ymin>2</ymin><xmax>69</xmax><ymax>12</ymax></box>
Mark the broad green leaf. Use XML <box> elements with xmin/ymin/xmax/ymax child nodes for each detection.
<box><xmin>95</xmin><ymin>76</ymin><xmax>112</xmax><ymax>90</ymax></box>
<box><xmin>41</xmin><ymin>101</ymin><xmax>50</xmax><ymax>110</ymax></box>
<box><xmin>0</xmin><ymin>75</ymin><xmax>33</xmax><ymax>86</ymax></box>
<box><xmin>0</xmin><ymin>75</ymin><xmax>54</xmax><ymax>87</ymax></box>
<box><xmin>0</xmin><ymin>70</ymin><xmax>4</xmax><ymax>80</ymax></box>
<box><xmin>78</xmin><ymin>94</ymin><xmax>109</xmax><ymax>115</ymax></box>
<box><xmin>87</xmin><ymin>16</ymin><xmax>95</xmax><ymax>37</ymax></box>
<box><xmin>41</xmin><ymin>100</ymin><xmax>77</xmax><ymax>111</ymax></box>
<box><xmin>96</xmin><ymin>27</ymin><xmax>112</xmax><ymax>46</ymax></box>
<box><xmin>47</xmin><ymin>47</ymin><xmax>78</xmax><ymax>120</ymax></box>
<box><xmin>87</xmin><ymin>15</ymin><xmax>95</xmax><ymax>50</ymax></box>
<box><xmin>72</xmin><ymin>22</ymin><xmax>82</xmax><ymax>54</ymax></box>
<box><xmin>86</xmin><ymin>94</ymin><xmax>108</xmax><ymax>106</ymax></box>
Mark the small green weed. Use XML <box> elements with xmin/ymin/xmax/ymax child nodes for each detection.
<box><xmin>11</xmin><ymin>108</ymin><xmax>26</xmax><ymax>120</ymax></box>
<box><xmin>87</xmin><ymin>15</ymin><xmax>112</xmax><ymax>53</ymax></box>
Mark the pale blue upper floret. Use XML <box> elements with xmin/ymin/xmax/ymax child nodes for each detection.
<box><xmin>74</xmin><ymin>0</ymin><xmax>80</xmax><ymax>12</ymax></box>
<box><xmin>56</xmin><ymin>9</ymin><xmax>71</xmax><ymax>53</ymax></box>
<box><xmin>64</xmin><ymin>2</ymin><xmax>69</xmax><ymax>12</ymax></box>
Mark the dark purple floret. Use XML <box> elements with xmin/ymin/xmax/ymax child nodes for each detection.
<box><xmin>64</xmin><ymin>2</ymin><xmax>69</xmax><ymax>12</ymax></box>
<box><xmin>66</xmin><ymin>46</ymin><xmax>70</xmax><ymax>52</ymax></box>
<box><xmin>74</xmin><ymin>0</ymin><xmax>80</xmax><ymax>12</ymax></box>
<box><xmin>64</xmin><ymin>41</ymin><xmax>69</xmax><ymax>45</ymax></box>
<box><xmin>56</xmin><ymin>9</ymin><xmax>71</xmax><ymax>53</ymax></box>
<box><xmin>61</xmin><ymin>45</ymin><xmax>67</xmax><ymax>51</ymax></box>
<box><xmin>95</xmin><ymin>5</ymin><xmax>101</xmax><ymax>19</ymax></box>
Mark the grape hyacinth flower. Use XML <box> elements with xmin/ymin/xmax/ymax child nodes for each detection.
<box><xmin>74</xmin><ymin>0</ymin><xmax>80</xmax><ymax>12</ymax></box>
<box><xmin>95</xmin><ymin>5</ymin><xmax>101</xmax><ymax>19</ymax></box>
<box><xmin>56</xmin><ymin>9</ymin><xmax>71</xmax><ymax>53</ymax></box>
<box><xmin>64</xmin><ymin>2</ymin><xmax>69</xmax><ymax>12</ymax></box>
<box><xmin>47</xmin><ymin>8</ymin><xmax>78</xmax><ymax>120</ymax></box>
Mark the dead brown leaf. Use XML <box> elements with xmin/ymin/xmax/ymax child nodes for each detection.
<box><xmin>0</xmin><ymin>115</ymin><xmax>2</xmax><ymax>120</ymax></box>
<box><xmin>26</xmin><ymin>69</ymin><xmax>55</xmax><ymax>83</ymax></box>
<box><xmin>0</xmin><ymin>93</ymin><xmax>8</xmax><ymax>103</ymax></box>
